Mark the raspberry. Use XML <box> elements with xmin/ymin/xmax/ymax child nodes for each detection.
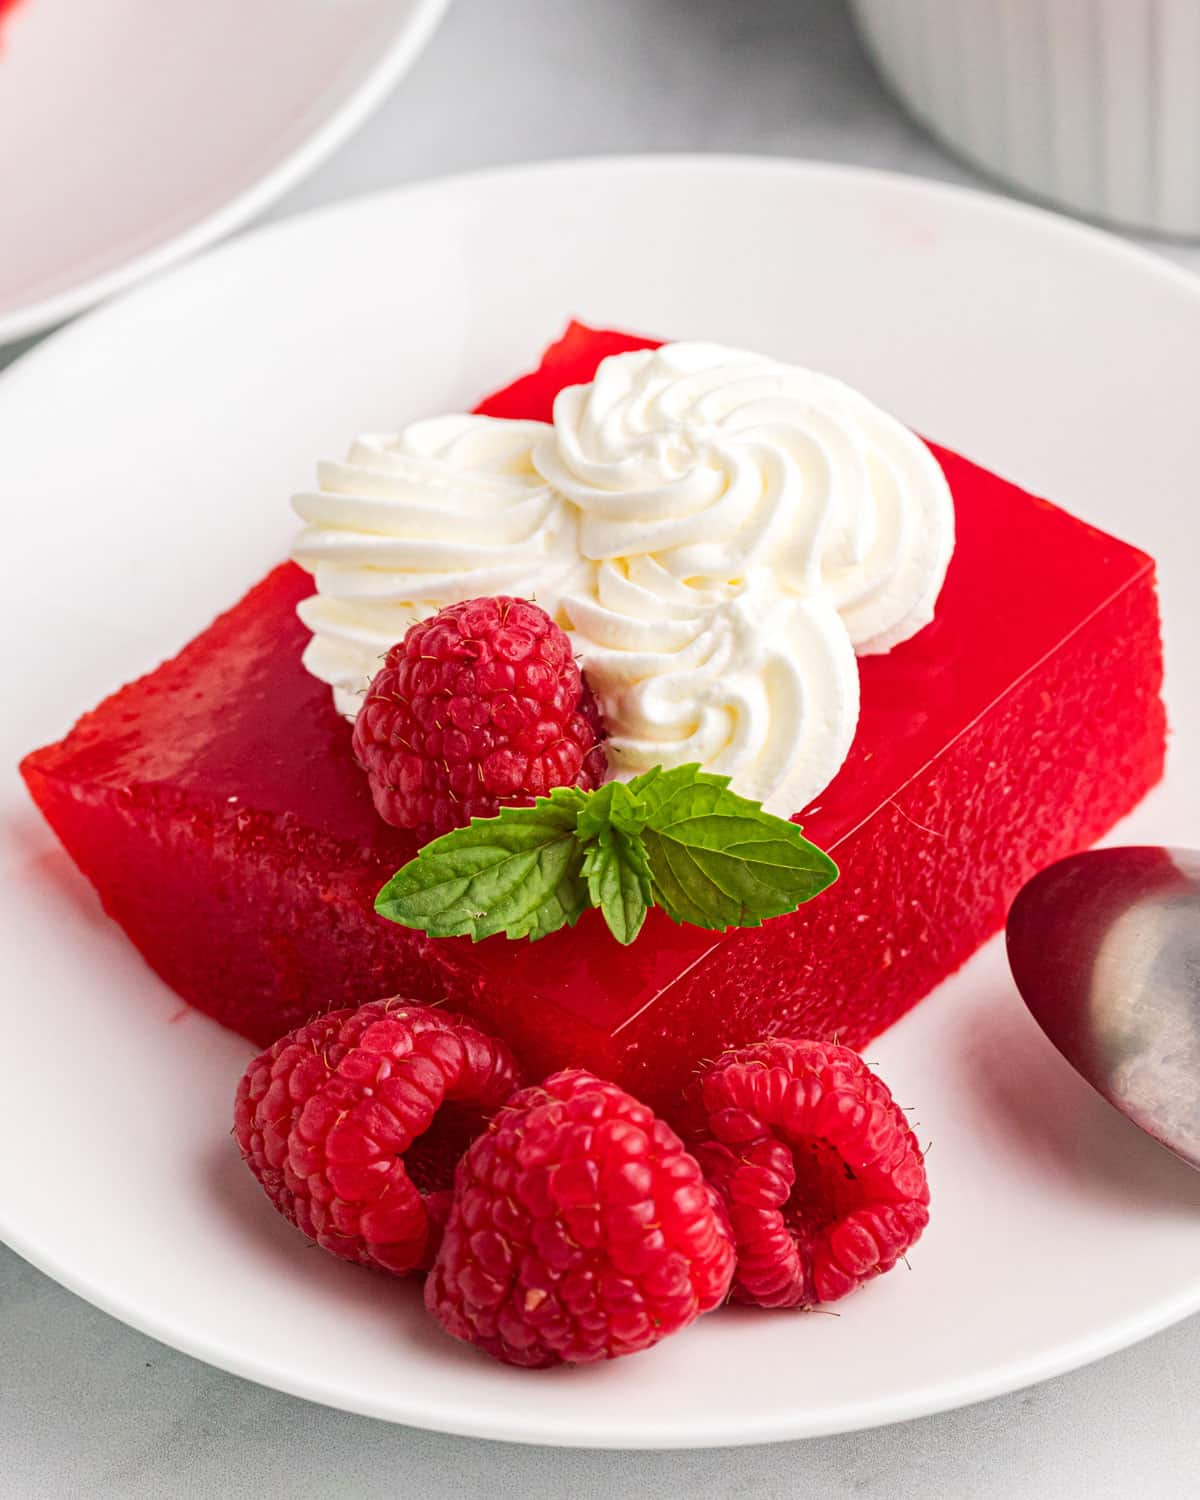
<box><xmin>424</xmin><ymin>1069</ymin><xmax>735</xmax><ymax>1367</ymax></box>
<box><xmin>692</xmin><ymin>1039</ymin><xmax>929</xmax><ymax>1308</ymax></box>
<box><xmin>233</xmin><ymin>999</ymin><xmax>521</xmax><ymax>1275</ymax></box>
<box><xmin>352</xmin><ymin>595</ymin><xmax>607</xmax><ymax>837</ymax></box>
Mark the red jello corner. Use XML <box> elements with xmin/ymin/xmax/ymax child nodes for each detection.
<box><xmin>21</xmin><ymin>324</ymin><xmax>1167</xmax><ymax>1113</ymax></box>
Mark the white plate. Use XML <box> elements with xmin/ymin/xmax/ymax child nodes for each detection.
<box><xmin>0</xmin><ymin>0</ymin><xmax>449</xmax><ymax>342</ymax></box>
<box><xmin>2</xmin><ymin>158</ymin><xmax>1199</xmax><ymax>1449</ymax></box>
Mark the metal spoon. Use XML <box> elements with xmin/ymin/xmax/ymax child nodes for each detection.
<box><xmin>1006</xmin><ymin>846</ymin><xmax>1200</xmax><ymax>1170</ymax></box>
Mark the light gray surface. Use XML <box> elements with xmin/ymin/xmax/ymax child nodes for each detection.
<box><xmin>5</xmin><ymin>2</ymin><xmax>1199</xmax><ymax>1495</ymax></box>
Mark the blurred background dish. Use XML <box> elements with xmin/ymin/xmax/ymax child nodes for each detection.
<box><xmin>850</xmin><ymin>0</ymin><xmax>1200</xmax><ymax>238</ymax></box>
<box><xmin>0</xmin><ymin>0</ymin><xmax>449</xmax><ymax>342</ymax></box>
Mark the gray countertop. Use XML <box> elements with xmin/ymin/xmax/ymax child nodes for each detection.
<box><xmin>5</xmin><ymin>2</ymin><xmax>1199</xmax><ymax>1495</ymax></box>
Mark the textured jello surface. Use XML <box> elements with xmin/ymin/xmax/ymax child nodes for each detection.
<box><xmin>21</xmin><ymin>325</ymin><xmax>1167</xmax><ymax>1110</ymax></box>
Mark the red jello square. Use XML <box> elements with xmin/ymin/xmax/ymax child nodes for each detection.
<box><xmin>21</xmin><ymin>325</ymin><xmax>1166</xmax><ymax>1113</ymax></box>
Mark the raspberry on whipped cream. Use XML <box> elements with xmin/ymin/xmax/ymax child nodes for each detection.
<box><xmin>291</xmin><ymin>342</ymin><xmax>955</xmax><ymax>815</ymax></box>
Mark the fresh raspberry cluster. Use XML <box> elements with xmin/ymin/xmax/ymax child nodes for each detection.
<box><xmin>234</xmin><ymin>1003</ymin><xmax>929</xmax><ymax>1368</ymax></box>
<box><xmin>352</xmin><ymin>596</ymin><xmax>606</xmax><ymax>838</ymax></box>
<box><xmin>692</xmin><ymin>1038</ymin><xmax>930</xmax><ymax>1308</ymax></box>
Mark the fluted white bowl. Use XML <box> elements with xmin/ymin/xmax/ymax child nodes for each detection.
<box><xmin>851</xmin><ymin>0</ymin><xmax>1200</xmax><ymax>237</ymax></box>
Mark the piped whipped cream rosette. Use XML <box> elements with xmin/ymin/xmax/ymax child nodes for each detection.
<box><xmin>535</xmin><ymin>343</ymin><xmax>955</xmax><ymax>655</ymax></box>
<box><xmin>291</xmin><ymin>342</ymin><xmax>954</xmax><ymax>813</ymax></box>
<box><xmin>564</xmin><ymin>560</ymin><xmax>858</xmax><ymax>817</ymax></box>
<box><xmin>292</xmin><ymin>416</ymin><xmax>589</xmax><ymax>717</ymax></box>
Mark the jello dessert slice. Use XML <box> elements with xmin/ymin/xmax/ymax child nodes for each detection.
<box><xmin>21</xmin><ymin>325</ymin><xmax>1166</xmax><ymax>1113</ymax></box>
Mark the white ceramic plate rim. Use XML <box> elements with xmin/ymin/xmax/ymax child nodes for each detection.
<box><xmin>11</xmin><ymin>150</ymin><xmax>1200</xmax><ymax>391</ymax></box>
<box><xmin>0</xmin><ymin>0</ymin><xmax>451</xmax><ymax>346</ymax></box>
<box><xmin>3</xmin><ymin>156</ymin><xmax>1199</xmax><ymax>1448</ymax></box>
<box><xmin>3</xmin><ymin>1197</ymin><xmax>1198</xmax><ymax>1448</ymax></box>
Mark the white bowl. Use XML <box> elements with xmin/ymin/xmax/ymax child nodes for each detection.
<box><xmin>850</xmin><ymin>0</ymin><xmax>1200</xmax><ymax>238</ymax></box>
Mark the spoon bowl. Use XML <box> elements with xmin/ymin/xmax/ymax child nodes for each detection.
<box><xmin>1007</xmin><ymin>846</ymin><xmax>1200</xmax><ymax>1170</ymax></box>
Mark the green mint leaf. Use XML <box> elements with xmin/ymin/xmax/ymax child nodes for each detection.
<box><xmin>630</xmin><ymin>763</ymin><xmax>839</xmax><ymax>931</ymax></box>
<box><xmin>374</xmin><ymin>785</ymin><xmax>589</xmax><ymax>942</ymax></box>
<box><xmin>580</xmin><ymin>825</ymin><xmax>652</xmax><ymax>945</ymax></box>
<box><xmin>574</xmin><ymin>779</ymin><xmax>647</xmax><ymax>842</ymax></box>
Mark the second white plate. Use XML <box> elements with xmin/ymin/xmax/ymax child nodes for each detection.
<box><xmin>1</xmin><ymin>158</ymin><xmax>1199</xmax><ymax>1447</ymax></box>
<box><xmin>0</xmin><ymin>0</ymin><xmax>449</xmax><ymax>342</ymax></box>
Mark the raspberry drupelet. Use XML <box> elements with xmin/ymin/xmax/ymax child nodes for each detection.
<box><xmin>233</xmin><ymin>999</ymin><xmax>521</xmax><ymax>1275</ymax></box>
<box><xmin>692</xmin><ymin>1038</ymin><xmax>929</xmax><ymax>1308</ymax></box>
<box><xmin>425</xmin><ymin>1068</ymin><xmax>736</xmax><ymax>1367</ymax></box>
<box><xmin>352</xmin><ymin>596</ymin><xmax>607</xmax><ymax>838</ymax></box>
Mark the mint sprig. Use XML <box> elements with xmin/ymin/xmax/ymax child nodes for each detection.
<box><xmin>578</xmin><ymin>782</ymin><xmax>654</xmax><ymax>945</ymax></box>
<box><xmin>374</xmin><ymin>764</ymin><xmax>838</xmax><ymax>947</ymax></box>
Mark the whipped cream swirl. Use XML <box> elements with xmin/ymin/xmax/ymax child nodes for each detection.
<box><xmin>568</xmin><ymin>559</ymin><xmax>859</xmax><ymax>814</ymax></box>
<box><xmin>292</xmin><ymin>343</ymin><xmax>954</xmax><ymax>813</ymax></box>
<box><xmin>292</xmin><ymin>416</ymin><xmax>586</xmax><ymax>715</ymax></box>
<box><xmin>535</xmin><ymin>343</ymin><xmax>954</xmax><ymax>655</ymax></box>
